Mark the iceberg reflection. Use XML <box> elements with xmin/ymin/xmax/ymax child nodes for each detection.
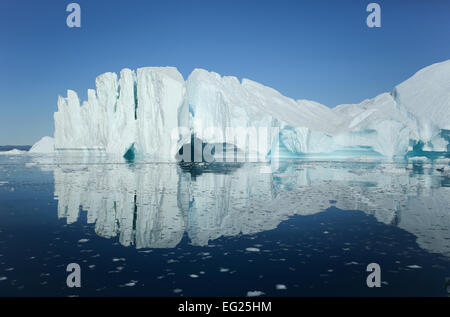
<box><xmin>50</xmin><ymin>160</ymin><xmax>450</xmax><ymax>256</ymax></box>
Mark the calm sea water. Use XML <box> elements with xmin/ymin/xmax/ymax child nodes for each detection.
<box><xmin>0</xmin><ymin>154</ymin><xmax>449</xmax><ymax>297</ymax></box>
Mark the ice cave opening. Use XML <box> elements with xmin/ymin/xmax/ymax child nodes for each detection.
<box><xmin>176</xmin><ymin>135</ymin><xmax>243</xmax><ymax>163</ymax></box>
<box><xmin>123</xmin><ymin>143</ymin><xmax>136</xmax><ymax>162</ymax></box>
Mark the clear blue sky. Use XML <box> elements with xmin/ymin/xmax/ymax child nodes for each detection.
<box><xmin>1</xmin><ymin>0</ymin><xmax>449</xmax><ymax>145</ymax></box>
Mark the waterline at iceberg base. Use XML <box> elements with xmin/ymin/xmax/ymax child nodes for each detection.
<box><xmin>0</xmin><ymin>154</ymin><xmax>449</xmax><ymax>296</ymax></box>
<box><xmin>51</xmin><ymin>60</ymin><xmax>450</xmax><ymax>162</ymax></box>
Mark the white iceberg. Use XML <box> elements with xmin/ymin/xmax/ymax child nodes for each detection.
<box><xmin>51</xmin><ymin>60</ymin><xmax>450</xmax><ymax>161</ymax></box>
<box><xmin>29</xmin><ymin>136</ymin><xmax>54</xmax><ymax>153</ymax></box>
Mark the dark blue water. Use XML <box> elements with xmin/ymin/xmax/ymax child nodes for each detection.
<box><xmin>0</xmin><ymin>155</ymin><xmax>449</xmax><ymax>297</ymax></box>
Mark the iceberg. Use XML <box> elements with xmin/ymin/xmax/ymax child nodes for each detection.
<box><xmin>52</xmin><ymin>60</ymin><xmax>450</xmax><ymax>161</ymax></box>
<box><xmin>0</xmin><ymin>149</ymin><xmax>26</xmax><ymax>155</ymax></box>
<box><xmin>29</xmin><ymin>136</ymin><xmax>54</xmax><ymax>153</ymax></box>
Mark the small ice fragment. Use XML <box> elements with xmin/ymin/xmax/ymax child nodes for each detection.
<box><xmin>78</xmin><ymin>239</ymin><xmax>89</xmax><ymax>243</ymax></box>
<box><xmin>124</xmin><ymin>280</ymin><xmax>137</xmax><ymax>287</ymax></box>
<box><xmin>276</xmin><ymin>284</ymin><xmax>287</xmax><ymax>290</ymax></box>
<box><xmin>220</xmin><ymin>268</ymin><xmax>230</xmax><ymax>273</ymax></box>
<box><xmin>247</xmin><ymin>291</ymin><xmax>265</xmax><ymax>297</ymax></box>
<box><xmin>112</xmin><ymin>258</ymin><xmax>126</xmax><ymax>262</ymax></box>
<box><xmin>190</xmin><ymin>274</ymin><xmax>199</xmax><ymax>278</ymax></box>
<box><xmin>246</xmin><ymin>247</ymin><xmax>260</xmax><ymax>252</ymax></box>
<box><xmin>345</xmin><ymin>261</ymin><xmax>359</xmax><ymax>265</ymax></box>
<box><xmin>173</xmin><ymin>288</ymin><xmax>183</xmax><ymax>294</ymax></box>
<box><xmin>407</xmin><ymin>265</ymin><xmax>422</xmax><ymax>269</ymax></box>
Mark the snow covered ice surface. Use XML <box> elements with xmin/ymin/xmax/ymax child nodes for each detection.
<box><xmin>50</xmin><ymin>60</ymin><xmax>450</xmax><ymax>161</ymax></box>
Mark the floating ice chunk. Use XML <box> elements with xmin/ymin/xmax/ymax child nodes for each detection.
<box><xmin>276</xmin><ymin>284</ymin><xmax>287</xmax><ymax>290</ymax></box>
<box><xmin>245</xmin><ymin>247</ymin><xmax>260</xmax><ymax>252</ymax></box>
<box><xmin>247</xmin><ymin>290</ymin><xmax>265</xmax><ymax>297</ymax></box>
<box><xmin>112</xmin><ymin>258</ymin><xmax>126</xmax><ymax>262</ymax></box>
<box><xmin>345</xmin><ymin>261</ymin><xmax>359</xmax><ymax>266</ymax></box>
<box><xmin>406</xmin><ymin>265</ymin><xmax>422</xmax><ymax>269</ymax></box>
<box><xmin>124</xmin><ymin>280</ymin><xmax>138</xmax><ymax>287</ymax></box>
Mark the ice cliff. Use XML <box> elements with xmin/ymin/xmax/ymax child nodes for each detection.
<box><xmin>54</xmin><ymin>67</ymin><xmax>184</xmax><ymax>160</ymax></box>
<box><xmin>52</xmin><ymin>60</ymin><xmax>450</xmax><ymax>161</ymax></box>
